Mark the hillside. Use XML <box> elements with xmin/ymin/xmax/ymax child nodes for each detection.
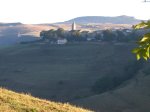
<box><xmin>63</xmin><ymin>15</ymin><xmax>141</xmax><ymax>24</ymax></box>
<box><xmin>73</xmin><ymin>68</ymin><xmax>150</xmax><ymax>112</ymax></box>
<box><xmin>0</xmin><ymin>42</ymin><xmax>147</xmax><ymax>112</ymax></box>
<box><xmin>0</xmin><ymin>24</ymin><xmax>56</xmax><ymax>45</ymax></box>
<box><xmin>0</xmin><ymin>42</ymin><xmax>135</xmax><ymax>101</ymax></box>
<box><xmin>0</xmin><ymin>88</ymin><xmax>90</xmax><ymax>112</ymax></box>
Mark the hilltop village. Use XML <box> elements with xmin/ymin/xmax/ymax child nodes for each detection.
<box><xmin>40</xmin><ymin>21</ymin><xmax>143</xmax><ymax>45</ymax></box>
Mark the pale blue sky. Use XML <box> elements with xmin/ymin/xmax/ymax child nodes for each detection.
<box><xmin>0</xmin><ymin>0</ymin><xmax>149</xmax><ymax>24</ymax></box>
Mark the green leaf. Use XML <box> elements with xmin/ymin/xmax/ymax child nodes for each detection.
<box><xmin>146</xmin><ymin>46</ymin><xmax>150</xmax><ymax>58</ymax></box>
<box><xmin>143</xmin><ymin>56</ymin><xmax>148</xmax><ymax>60</ymax></box>
<box><xmin>132</xmin><ymin>20</ymin><xmax>150</xmax><ymax>61</ymax></box>
<box><xmin>140</xmin><ymin>36</ymin><xmax>149</xmax><ymax>42</ymax></box>
<box><xmin>134</xmin><ymin>21</ymin><xmax>147</xmax><ymax>29</ymax></box>
<box><xmin>132</xmin><ymin>48</ymin><xmax>140</xmax><ymax>54</ymax></box>
<box><xmin>145</xmin><ymin>21</ymin><xmax>150</xmax><ymax>29</ymax></box>
<box><xmin>134</xmin><ymin>21</ymin><xmax>150</xmax><ymax>29</ymax></box>
<box><xmin>136</xmin><ymin>54</ymin><xmax>141</xmax><ymax>60</ymax></box>
<box><xmin>141</xmin><ymin>49</ymin><xmax>148</xmax><ymax>60</ymax></box>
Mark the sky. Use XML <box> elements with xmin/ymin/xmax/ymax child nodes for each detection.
<box><xmin>0</xmin><ymin>0</ymin><xmax>150</xmax><ymax>24</ymax></box>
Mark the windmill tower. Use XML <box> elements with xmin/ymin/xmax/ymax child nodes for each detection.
<box><xmin>72</xmin><ymin>21</ymin><xmax>76</xmax><ymax>31</ymax></box>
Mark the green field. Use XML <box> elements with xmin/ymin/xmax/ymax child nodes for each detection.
<box><xmin>1</xmin><ymin>42</ymin><xmax>149</xmax><ymax>112</ymax></box>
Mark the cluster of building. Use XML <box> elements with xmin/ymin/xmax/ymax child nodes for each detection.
<box><xmin>56</xmin><ymin>21</ymin><xmax>76</xmax><ymax>44</ymax></box>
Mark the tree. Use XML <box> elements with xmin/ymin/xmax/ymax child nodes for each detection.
<box><xmin>102</xmin><ymin>30</ymin><xmax>116</xmax><ymax>41</ymax></box>
<box><xmin>116</xmin><ymin>30</ymin><xmax>127</xmax><ymax>42</ymax></box>
<box><xmin>56</xmin><ymin>28</ymin><xmax>65</xmax><ymax>38</ymax></box>
<box><xmin>132</xmin><ymin>21</ymin><xmax>150</xmax><ymax>60</ymax></box>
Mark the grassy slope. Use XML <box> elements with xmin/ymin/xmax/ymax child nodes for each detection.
<box><xmin>0</xmin><ymin>88</ymin><xmax>91</xmax><ymax>112</ymax></box>
<box><xmin>0</xmin><ymin>42</ymin><xmax>145</xmax><ymax>112</ymax></box>
<box><xmin>73</xmin><ymin>72</ymin><xmax>150</xmax><ymax>112</ymax></box>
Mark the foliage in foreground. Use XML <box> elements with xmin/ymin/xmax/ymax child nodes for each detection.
<box><xmin>132</xmin><ymin>21</ymin><xmax>150</xmax><ymax>60</ymax></box>
<box><xmin>0</xmin><ymin>88</ymin><xmax>91</xmax><ymax>112</ymax></box>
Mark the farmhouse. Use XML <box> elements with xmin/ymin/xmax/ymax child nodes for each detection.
<box><xmin>57</xmin><ymin>38</ymin><xmax>67</xmax><ymax>44</ymax></box>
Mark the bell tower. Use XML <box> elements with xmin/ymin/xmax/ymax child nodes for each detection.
<box><xmin>72</xmin><ymin>21</ymin><xmax>76</xmax><ymax>31</ymax></box>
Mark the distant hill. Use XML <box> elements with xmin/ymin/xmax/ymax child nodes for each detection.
<box><xmin>63</xmin><ymin>15</ymin><xmax>142</xmax><ymax>24</ymax></box>
<box><xmin>0</xmin><ymin>88</ymin><xmax>90</xmax><ymax>112</ymax></box>
<box><xmin>0</xmin><ymin>22</ymin><xmax>22</xmax><ymax>26</ymax></box>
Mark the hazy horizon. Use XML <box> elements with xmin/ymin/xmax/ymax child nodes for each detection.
<box><xmin>0</xmin><ymin>0</ymin><xmax>150</xmax><ymax>24</ymax></box>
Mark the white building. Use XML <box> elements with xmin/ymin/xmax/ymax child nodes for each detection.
<box><xmin>57</xmin><ymin>38</ymin><xmax>67</xmax><ymax>44</ymax></box>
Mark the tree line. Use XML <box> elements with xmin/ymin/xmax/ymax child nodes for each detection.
<box><xmin>40</xmin><ymin>28</ymin><xmax>143</xmax><ymax>43</ymax></box>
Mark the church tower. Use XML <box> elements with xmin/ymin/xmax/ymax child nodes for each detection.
<box><xmin>72</xmin><ymin>21</ymin><xmax>76</xmax><ymax>31</ymax></box>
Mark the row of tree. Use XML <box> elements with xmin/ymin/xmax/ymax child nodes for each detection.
<box><xmin>40</xmin><ymin>28</ymin><xmax>142</xmax><ymax>42</ymax></box>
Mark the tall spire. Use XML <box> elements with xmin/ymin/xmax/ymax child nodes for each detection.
<box><xmin>72</xmin><ymin>21</ymin><xmax>76</xmax><ymax>31</ymax></box>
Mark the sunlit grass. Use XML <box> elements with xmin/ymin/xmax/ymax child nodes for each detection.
<box><xmin>0</xmin><ymin>88</ymin><xmax>91</xmax><ymax>112</ymax></box>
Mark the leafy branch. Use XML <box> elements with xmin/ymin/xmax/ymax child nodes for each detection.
<box><xmin>132</xmin><ymin>20</ymin><xmax>150</xmax><ymax>60</ymax></box>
